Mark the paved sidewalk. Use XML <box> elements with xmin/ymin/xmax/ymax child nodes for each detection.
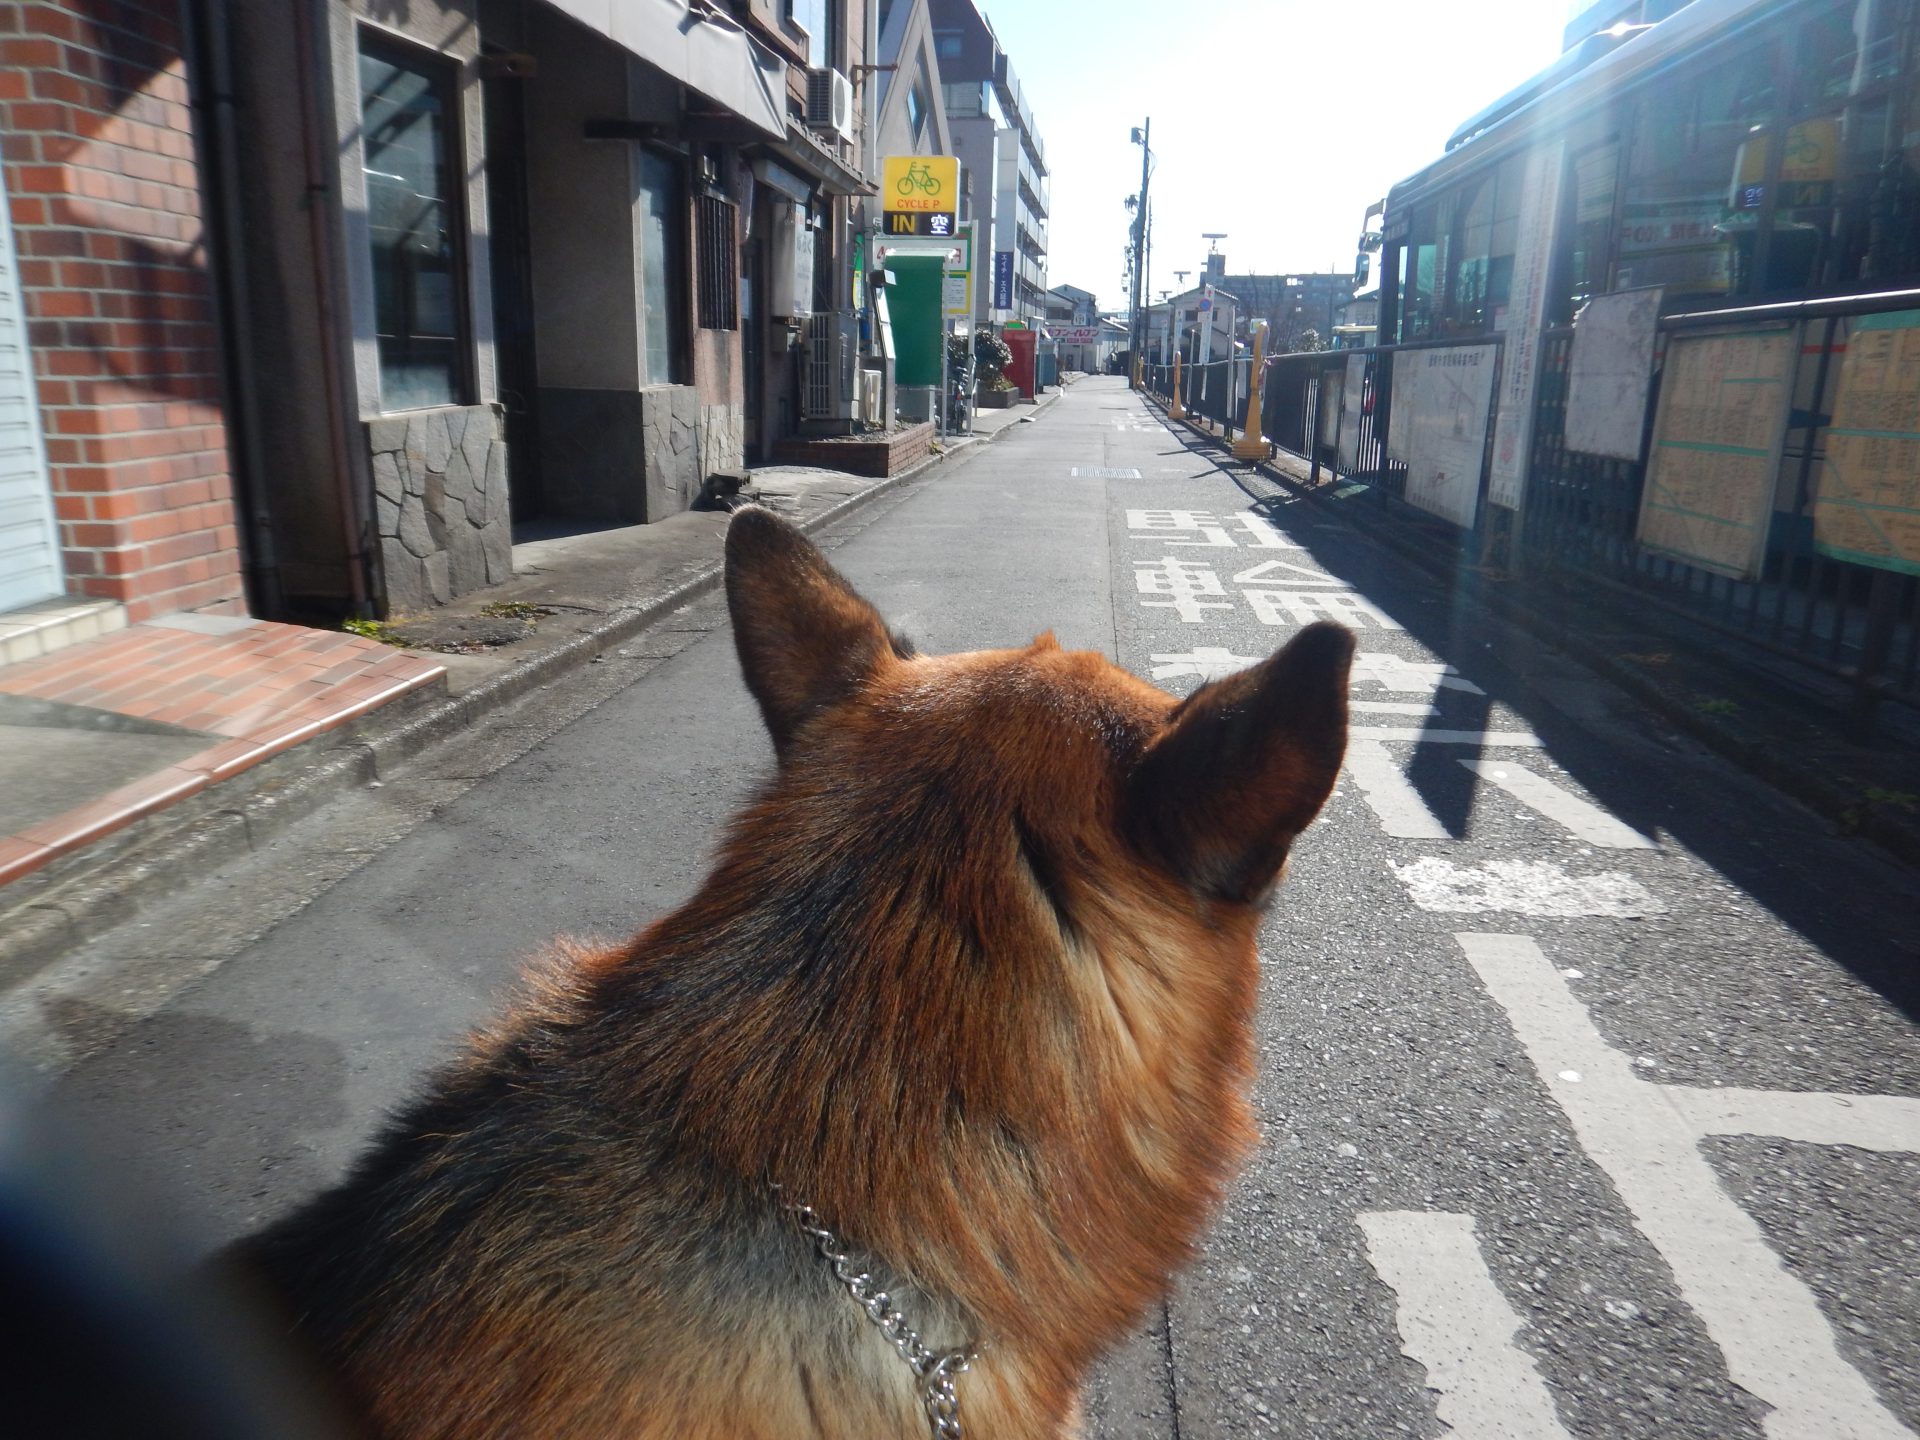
<box><xmin>0</xmin><ymin>388</ymin><xmax>1062</xmax><ymax>985</ymax></box>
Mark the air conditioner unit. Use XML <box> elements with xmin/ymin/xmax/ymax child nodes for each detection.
<box><xmin>805</xmin><ymin>68</ymin><xmax>856</xmax><ymax>144</ymax></box>
<box><xmin>803</xmin><ymin>311</ymin><xmax>859</xmax><ymax>422</ymax></box>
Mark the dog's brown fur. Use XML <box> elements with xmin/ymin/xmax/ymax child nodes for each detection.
<box><xmin>235</xmin><ymin>508</ymin><xmax>1352</xmax><ymax>1439</ymax></box>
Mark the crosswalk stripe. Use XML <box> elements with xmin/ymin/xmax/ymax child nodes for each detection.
<box><xmin>1457</xmin><ymin>760</ymin><xmax>1655</xmax><ymax>848</ymax></box>
<box><xmin>1344</xmin><ymin>740</ymin><xmax>1449</xmax><ymax>838</ymax></box>
<box><xmin>1347</xmin><ymin>726</ymin><xmax>1543</xmax><ymax>746</ymax></box>
<box><xmin>1458</xmin><ymin>932</ymin><xmax>1918</xmax><ymax>1440</ymax></box>
<box><xmin>1359</xmin><ymin>1210</ymin><xmax>1575</xmax><ymax>1439</ymax></box>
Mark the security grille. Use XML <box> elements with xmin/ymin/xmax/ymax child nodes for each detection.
<box><xmin>697</xmin><ymin>194</ymin><xmax>739</xmax><ymax>331</ymax></box>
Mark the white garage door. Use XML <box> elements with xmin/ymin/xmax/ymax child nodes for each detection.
<box><xmin>0</xmin><ymin>161</ymin><xmax>64</xmax><ymax>612</ymax></box>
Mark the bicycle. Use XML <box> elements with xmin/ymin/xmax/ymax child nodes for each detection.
<box><xmin>896</xmin><ymin>161</ymin><xmax>942</xmax><ymax>198</ymax></box>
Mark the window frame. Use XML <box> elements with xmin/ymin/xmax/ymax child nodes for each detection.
<box><xmin>356</xmin><ymin>26</ymin><xmax>476</xmax><ymax>413</ymax></box>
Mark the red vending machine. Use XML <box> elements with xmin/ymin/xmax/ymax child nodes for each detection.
<box><xmin>1002</xmin><ymin>327</ymin><xmax>1037</xmax><ymax>398</ymax></box>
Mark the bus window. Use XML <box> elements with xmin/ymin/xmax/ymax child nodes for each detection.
<box><xmin>1615</xmin><ymin>39</ymin><xmax>1777</xmax><ymax>299</ymax></box>
<box><xmin>1448</xmin><ymin>154</ymin><xmax>1524</xmax><ymax>334</ymax></box>
<box><xmin>1776</xmin><ymin>0</ymin><xmax>1920</xmax><ymax>291</ymax></box>
<box><xmin>1557</xmin><ymin>141</ymin><xmax>1619</xmax><ymax>324</ymax></box>
<box><xmin>1400</xmin><ymin>201</ymin><xmax>1447</xmax><ymax>340</ymax></box>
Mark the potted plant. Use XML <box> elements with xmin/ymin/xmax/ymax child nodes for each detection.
<box><xmin>973</xmin><ymin>330</ymin><xmax>1016</xmax><ymax>409</ymax></box>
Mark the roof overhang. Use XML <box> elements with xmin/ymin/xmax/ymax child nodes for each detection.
<box><xmin>541</xmin><ymin>0</ymin><xmax>787</xmax><ymax>140</ymax></box>
<box><xmin>760</xmin><ymin>123</ymin><xmax>875</xmax><ymax>198</ymax></box>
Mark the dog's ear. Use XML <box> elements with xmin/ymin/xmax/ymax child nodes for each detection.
<box><xmin>1126</xmin><ymin>622</ymin><xmax>1353</xmax><ymax>905</ymax></box>
<box><xmin>725</xmin><ymin>507</ymin><xmax>898</xmax><ymax>759</ymax></box>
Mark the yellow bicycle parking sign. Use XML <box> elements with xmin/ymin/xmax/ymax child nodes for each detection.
<box><xmin>883</xmin><ymin>155</ymin><xmax>959</xmax><ymax>235</ymax></box>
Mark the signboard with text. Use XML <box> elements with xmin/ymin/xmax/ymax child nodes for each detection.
<box><xmin>883</xmin><ymin>155</ymin><xmax>959</xmax><ymax>237</ymax></box>
<box><xmin>993</xmin><ymin>251</ymin><xmax>1014</xmax><ymax>310</ymax></box>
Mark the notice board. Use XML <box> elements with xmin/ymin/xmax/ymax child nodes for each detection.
<box><xmin>1566</xmin><ymin>287</ymin><xmax>1663</xmax><ymax>460</ymax></box>
<box><xmin>1636</xmin><ymin>327</ymin><xmax>1796</xmax><ymax>580</ymax></box>
<box><xmin>1399</xmin><ymin>343</ymin><xmax>1499</xmax><ymax>530</ymax></box>
<box><xmin>1336</xmin><ymin>352</ymin><xmax>1367</xmax><ymax>473</ymax></box>
<box><xmin>1812</xmin><ymin>309</ymin><xmax>1920</xmax><ymax>576</ymax></box>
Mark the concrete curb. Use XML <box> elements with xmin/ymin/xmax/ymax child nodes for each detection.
<box><xmin>1139</xmin><ymin>392</ymin><xmax>1920</xmax><ymax>872</ymax></box>
<box><xmin>0</xmin><ymin>406</ymin><xmax>1055</xmax><ymax>982</ymax></box>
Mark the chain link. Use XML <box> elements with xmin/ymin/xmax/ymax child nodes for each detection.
<box><xmin>785</xmin><ymin>1198</ymin><xmax>978</xmax><ymax>1440</ymax></box>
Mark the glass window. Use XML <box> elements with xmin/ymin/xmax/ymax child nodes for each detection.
<box><xmin>787</xmin><ymin>0</ymin><xmax>832</xmax><ymax>69</ymax></box>
<box><xmin>1398</xmin><ymin>201</ymin><xmax>1448</xmax><ymax>340</ymax></box>
<box><xmin>635</xmin><ymin>147</ymin><xmax>687</xmax><ymax>385</ymax></box>
<box><xmin>1446</xmin><ymin>154</ymin><xmax>1524</xmax><ymax>333</ymax></box>
<box><xmin>1558</xmin><ymin>140</ymin><xmax>1619</xmax><ymax>322</ymax></box>
<box><xmin>1615</xmin><ymin>39</ymin><xmax>1777</xmax><ymax>299</ymax></box>
<box><xmin>1769</xmin><ymin>0</ymin><xmax>1920</xmax><ymax>292</ymax></box>
<box><xmin>359</xmin><ymin>35</ymin><xmax>468</xmax><ymax>411</ymax></box>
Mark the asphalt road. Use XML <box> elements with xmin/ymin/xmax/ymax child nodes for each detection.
<box><xmin>31</xmin><ymin>376</ymin><xmax>1920</xmax><ymax>1438</ymax></box>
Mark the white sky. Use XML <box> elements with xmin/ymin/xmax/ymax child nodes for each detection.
<box><xmin>975</xmin><ymin>0</ymin><xmax>1572</xmax><ymax>309</ymax></box>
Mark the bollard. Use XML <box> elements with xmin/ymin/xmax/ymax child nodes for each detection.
<box><xmin>1231</xmin><ymin>321</ymin><xmax>1272</xmax><ymax>461</ymax></box>
<box><xmin>1169</xmin><ymin>351</ymin><xmax>1187</xmax><ymax>419</ymax></box>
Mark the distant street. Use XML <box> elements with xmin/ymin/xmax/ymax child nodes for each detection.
<box><xmin>47</xmin><ymin>376</ymin><xmax>1920</xmax><ymax>1439</ymax></box>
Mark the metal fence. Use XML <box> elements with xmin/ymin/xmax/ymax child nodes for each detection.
<box><xmin>1140</xmin><ymin>299</ymin><xmax>1920</xmax><ymax>721</ymax></box>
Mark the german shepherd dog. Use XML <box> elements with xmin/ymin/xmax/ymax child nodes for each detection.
<box><xmin>235</xmin><ymin>508</ymin><xmax>1353</xmax><ymax>1438</ymax></box>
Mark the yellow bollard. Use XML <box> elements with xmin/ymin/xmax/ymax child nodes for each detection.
<box><xmin>1232</xmin><ymin>321</ymin><xmax>1272</xmax><ymax>461</ymax></box>
<box><xmin>1168</xmin><ymin>350</ymin><xmax>1187</xmax><ymax>419</ymax></box>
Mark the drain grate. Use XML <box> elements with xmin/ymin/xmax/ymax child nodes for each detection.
<box><xmin>1069</xmin><ymin>466</ymin><xmax>1142</xmax><ymax>478</ymax></box>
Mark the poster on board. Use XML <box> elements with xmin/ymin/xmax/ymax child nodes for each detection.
<box><xmin>1812</xmin><ymin>309</ymin><xmax>1920</xmax><ymax>577</ymax></box>
<box><xmin>1636</xmin><ymin>327</ymin><xmax>1796</xmax><ymax>580</ymax></box>
<box><xmin>1336</xmin><ymin>353</ymin><xmax>1368</xmax><ymax>473</ymax></box>
<box><xmin>1487</xmin><ymin>140</ymin><xmax>1565</xmax><ymax>511</ymax></box>
<box><xmin>1400</xmin><ymin>344</ymin><xmax>1499</xmax><ymax>530</ymax></box>
<box><xmin>1566</xmin><ymin>286</ymin><xmax>1663</xmax><ymax>460</ymax></box>
<box><xmin>1384</xmin><ymin>352</ymin><xmax>1416</xmax><ymax>465</ymax></box>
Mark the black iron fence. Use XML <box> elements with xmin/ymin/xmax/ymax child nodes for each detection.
<box><xmin>1139</xmin><ymin>296</ymin><xmax>1920</xmax><ymax>720</ymax></box>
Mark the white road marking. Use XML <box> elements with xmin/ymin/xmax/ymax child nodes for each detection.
<box><xmin>1459</xmin><ymin>933</ymin><xmax>1917</xmax><ymax>1440</ymax></box>
<box><xmin>1245</xmin><ymin>589</ymin><xmax>1404</xmax><ymax>630</ymax></box>
<box><xmin>1148</xmin><ymin>646</ymin><xmax>1259</xmax><ymax>682</ymax></box>
<box><xmin>1459</xmin><ymin>760</ymin><xmax>1656</xmax><ymax>849</ymax></box>
<box><xmin>1347</xmin><ymin>726</ymin><xmax>1543</xmax><ymax>746</ymax></box>
<box><xmin>1664</xmin><ymin>1086</ymin><xmax>1920</xmax><ymax>1154</ymax></box>
<box><xmin>1394</xmin><ymin>859</ymin><xmax>1666</xmax><ymax>916</ymax></box>
<box><xmin>1231</xmin><ymin>558</ymin><xmax>1341</xmax><ymax>586</ymax></box>
<box><xmin>1134</xmin><ymin>557</ymin><xmax>1233</xmax><ymax>623</ymax></box>
<box><xmin>1230</xmin><ymin>513</ymin><xmax>1306</xmax><ymax>549</ymax></box>
<box><xmin>1352</xmin><ymin>652</ymin><xmax>1486</xmax><ymax>695</ymax></box>
<box><xmin>1344</xmin><ymin>741</ymin><xmax>1451</xmax><ymax>838</ymax></box>
<box><xmin>1351</xmin><ymin>700</ymin><xmax>1439</xmax><ymax>717</ymax></box>
<box><xmin>1359</xmin><ymin>1210</ymin><xmax>1576</xmax><ymax>1440</ymax></box>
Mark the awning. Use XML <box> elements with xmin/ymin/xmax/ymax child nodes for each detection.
<box><xmin>762</xmin><ymin>122</ymin><xmax>875</xmax><ymax>199</ymax></box>
<box><xmin>541</xmin><ymin>0</ymin><xmax>787</xmax><ymax>140</ymax></box>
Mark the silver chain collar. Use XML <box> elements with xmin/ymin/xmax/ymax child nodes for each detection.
<box><xmin>783</xmin><ymin>1197</ymin><xmax>979</xmax><ymax>1440</ymax></box>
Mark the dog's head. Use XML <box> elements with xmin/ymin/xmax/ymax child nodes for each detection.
<box><xmin>724</xmin><ymin>506</ymin><xmax>1351</xmax><ymax>911</ymax></box>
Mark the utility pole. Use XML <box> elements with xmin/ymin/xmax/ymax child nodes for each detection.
<box><xmin>1130</xmin><ymin>118</ymin><xmax>1151</xmax><ymax>384</ymax></box>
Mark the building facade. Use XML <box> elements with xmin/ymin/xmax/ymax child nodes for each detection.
<box><xmin>1</xmin><ymin>0</ymin><xmax>884</xmax><ymax>631</ymax></box>
<box><xmin>927</xmin><ymin>0</ymin><xmax>1048</xmax><ymax>327</ymax></box>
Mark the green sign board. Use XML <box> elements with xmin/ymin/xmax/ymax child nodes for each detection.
<box><xmin>888</xmin><ymin>253</ymin><xmax>946</xmax><ymax>388</ymax></box>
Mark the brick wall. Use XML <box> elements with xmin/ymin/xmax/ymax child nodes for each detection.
<box><xmin>0</xmin><ymin>0</ymin><xmax>244</xmax><ymax>621</ymax></box>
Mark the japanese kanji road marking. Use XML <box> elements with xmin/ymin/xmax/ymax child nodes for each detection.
<box><xmin>1134</xmin><ymin>557</ymin><xmax>1232</xmax><ymax>623</ymax></box>
<box><xmin>1459</xmin><ymin>932</ymin><xmax>1918</xmax><ymax>1440</ymax></box>
<box><xmin>1459</xmin><ymin>760</ymin><xmax>1656</xmax><ymax>849</ymax></box>
<box><xmin>1351</xmin><ymin>652</ymin><xmax>1486</xmax><ymax>695</ymax></box>
<box><xmin>1231</xmin><ymin>558</ymin><xmax>1341</xmax><ymax>586</ymax></box>
<box><xmin>1245</xmin><ymin>590</ymin><xmax>1404</xmax><ymax>630</ymax></box>
<box><xmin>1147</xmin><ymin>646</ymin><xmax>1259</xmax><ymax>682</ymax></box>
<box><xmin>1359</xmin><ymin>1211</ymin><xmax>1576</xmax><ymax>1439</ymax></box>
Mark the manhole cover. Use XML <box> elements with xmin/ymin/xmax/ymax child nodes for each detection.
<box><xmin>1069</xmin><ymin>466</ymin><xmax>1142</xmax><ymax>478</ymax></box>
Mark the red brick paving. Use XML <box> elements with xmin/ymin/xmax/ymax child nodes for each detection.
<box><xmin>0</xmin><ymin>618</ymin><xmax>444</xmax><ymax>883</ymax></box>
